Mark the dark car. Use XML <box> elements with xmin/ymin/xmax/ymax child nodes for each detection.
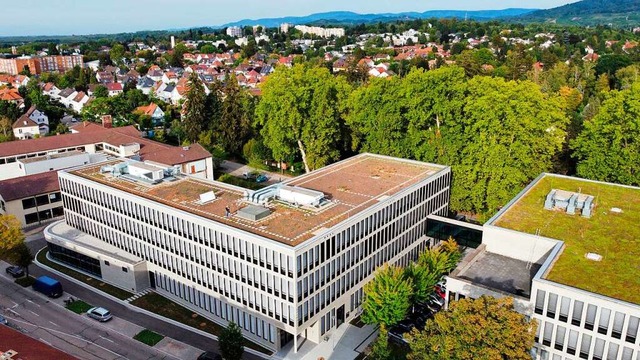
<box><xmin>5</xmin><ymin>266</ymin><xmax>24</xmax><ymax>278</ymax></box>
<box><xmin>197</xmin><ymin>352</ymin><xmax>222</xmax><ymax>360</ymax></box>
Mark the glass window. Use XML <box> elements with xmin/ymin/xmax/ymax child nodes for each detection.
<box><xmin>22</xmin><ymin>198</ymin><xmax>36</xmax><ymax>209</ymax></box>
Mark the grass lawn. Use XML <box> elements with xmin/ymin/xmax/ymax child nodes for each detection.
<box><xmin>133</xmin><ymin>329</ymin><xmax>164</xmax><ymax>346</ymax></box>
<box><xmin>66</xmin><ymin>300</ymin><xmax>92</xmax><ymax>314</ymax></box>
<box><xmin>36</xmin><ymin>248</ymin><xmax>133</xmax><ymax>300</ymax></box>
<box><xmin>494</xmin><ymin>175</ymin><xmax>640</xmax><ymax>304</ymax></box>
<box><xmin>14</xmin><ymin>276</ymin><xmax>36</xmax><ymax>287</ymax></box>
<box><xmin>130</xmin><ymin>292</ymin><xmax>272</xmax><ymax>355</ymax></box>
<box><xmin>216</xmin><ymin>173</ymin><xmax>268</xmax><ymax>190</ymax></box>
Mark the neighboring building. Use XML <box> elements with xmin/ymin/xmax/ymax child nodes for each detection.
<box><xmin>226</xmin><ymin>26</ymin><xmax>243</xmax><ymax>38</ymax></box>
<box><xmin>445</xmin><ymin>174</ymin><xmax>640</xmax><ymax>360</ymax></box>
<box><xmin>0</xmin><ymin>171</ymin><xmax>65</xmax><ymax>227</ymax></box>
<box><xmin>280</xmin><ymin>23</ymin><xmax>293</xmax><ymax>34</ymax></box>
<box><xmin>12</xmin><ymin>106</ymin><xmax>49</xmax><ymax>139</ymax></box>
<box><xmin>294</xmin><ymin>25</ymin><xmax>345</xmax><ymax>38</ymax></box>
<box><xmin>0</xmin><ymin>87</ymin><xmax>24</xmax><ymax>108</ymax></box>
<box><xmin>0</xmin><ymin>55</ymin><xmax>82</xmax><ymax>75</ymax></box>
<box><xmin>0</xmin><ymin>325</ymin><xmax>76</xmax><ymax>360</ymax></box>
<box><xmin>106</xmin><ymin>82</ymin><xmax>123</xmax><ymax>96</ymax></box>
<box><xmin>48</xmin><ymin>154</ymin><xmax>451</xmax><ymax>353</ymax></box>
<box><xmin>134</xmin><ymin>103</ymin><xmax>165</xmax><ymax>125</ymax></box>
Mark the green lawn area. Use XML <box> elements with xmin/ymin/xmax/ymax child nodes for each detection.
<box><xmin>36</xmin><ymin>248</ymin><xmax>133</xmax><ymax>300</ymax></box>
<box><xmin>133</xmin><ymin>329</ymin><xmax>164</xmax><ymax>346</ymax></box>
<box><xmin>130</xmin><ymin>292</ymin><xmax>272</xmax><ymax>355</ymax></box>
<box><xmin>216</xmin><ymin>173</ymin><xmax>268</xmax><ymax>190</ymax></box>
<box><xmin>494</xmin><ymin>175</ymin><xmax>640</xmax><ymax>304</ymax></box>
<box><xmin>14</xmin><ymin>276</ymin><xmax>36</xmax><ymax>287</ymax></box>
<box><xmin>66</xmin><ymin>300</ymin><xmax>92</xmax><ymax>314</ymax></box>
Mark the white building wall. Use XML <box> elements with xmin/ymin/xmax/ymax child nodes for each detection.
<box><xmin>20</xmin><ymin>153</ymin><xmax>91</xmax><ymax>176</ymax></box>
<box><xmin>482</xmin><ymin>225</ymin><xmax>558</xmax><ymax>263</ymax></box>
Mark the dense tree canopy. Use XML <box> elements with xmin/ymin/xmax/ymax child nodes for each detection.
<box><xmin>256</xmin><ymin>64</ymin><xmax>351</xmax><ymax>173</ymax></box>
<box><xmin>406</xmin><ymin>296</ymin><xmax>536</xmax><ymax>360</ymax></box>
<box><xmin>362</xmin><ymin>264</ymin><xmax>413</xmax><ymax>327</ymax></box>
<box><xmin>572</xmin><ymin>82</ymin><xmax>640</xmax><ymax>186</ymax></box>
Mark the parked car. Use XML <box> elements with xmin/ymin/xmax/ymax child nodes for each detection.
<box><xmin>33</xmin><ymin>276</ymin><xmax>63</xmax><ymax>298</ymax></box>
<box><xmin>5</xmin><ymin>266</ymin><xmax>24</xmax><ymax>278</ymax></box>
<box><xmin>87</xmin><ymin>307</ymin><xmax>113</xmax><ymax>322</ymax></box>
<box><xmin>428</xmin><ymin>293</ymin><xmax>445</xmax><ymax>307</ymax></box>
<box><xmin>197</xmin><ymin>351</ymin><xmax>222</xmax><ymax>360</ymax></box>
<box><xmin>0</xmin><ymin>314</ymin><xmax>7</xmax><ymax>325</ymax></box>
<box><xmin>255</xmin><ymin>174</ymin><xmax>268</xmax><ymax>183</ymax></box>
<box><xmin>388</xmin><ymin>330</ymin><xmax>409</xmax><ymax>346</ymax></box>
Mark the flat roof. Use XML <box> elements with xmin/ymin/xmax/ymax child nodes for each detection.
<box><xmin>69</xmin><ymin>154</ymin><xmax>444</xmax><ymax>246</ymax></box>
<box><xmin>457</xmin><ymin>250</ymin><xmax>542</xmax><ymax>298</ymax></box>
<box><xmin>19</xmin><ymin>150</ymin><xmax>85</xmax><ymax>164</ymax></box>
<box><xmin>492</xmin><ymin>174</ymin><xmax>640</xmax><ymax>304</ymax></box>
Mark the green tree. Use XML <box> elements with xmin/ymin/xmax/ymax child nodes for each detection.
<box><xmin>448</xmin><ymin>76</ymin><xmax>568</xmax><ymax>216</ymax></box>
<box><xmin>572</xmin><ymin>81</ymin><xmax>640</xmax><ymax>186</ymax></box>
<box><xmin>370</xmin><ymin>324</ymin><xmax>392</xmax><ymax>360</ymax></box>
<box><xmin>182</xmin><ymin>73</ymin><xmax>208</xmax><ymax>143</ymax></box>
<box><xmin>11</xmin><ymin>242</ymin><xmax>33</xmax><ymax>277</ymax></box>
<box><xmin>170</xmin><ymin>43</ymin><xmax>187</xmax><ymax>68</ymax></box>
<box><xmin>242</xmin><ymin>138</ymin><xmax>272</xmax><ymax>166</ymax></box>
<box><xmin>0</xmin><ymin>215</ymin><xmax>25</xmax><ymax>254</ymax></box>
<box><xmin>406</xmin><ymin>296</ymin><xmax>536</xmax><ymax>360</ymax></box>
<box><xmin>109</xmin><ymin>43</ymin><xmax>126</xmax><ymax>64</ymax></box>
<box><xmin>219</xmin><ymin>322</ymin><xmax>244</xmax><ymax>360</ymax></box>
<box><xmin>93</xmin><ymin>85</ymin><xmax>109</xmax><ymax>98</ymax></box>
<box><xmin>504</xmin><ymin>44</ymin><xmax>535</xmax><ymax>81</ymax></box>
<box><xmin>219</xmin><ymin>75</ymin><xmax>252</xmax><ymax>155</ymax></box>
<box><xmin>362</xmin><ymin>264</ymin><xmax>413</xmax><ymax>327</ymax></box>
<box><xmin>256</xmin><ymin>64</ymin><xmax>351</xmax><ymax>173</ymax></box>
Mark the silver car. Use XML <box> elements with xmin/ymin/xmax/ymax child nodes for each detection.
<box><xmin>87</xmin><ymin>307</ymin><xmax>113</xmax><ymax>322</ymax></box>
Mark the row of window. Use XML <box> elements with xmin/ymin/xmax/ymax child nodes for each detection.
<box><xmin>22</xmin><ymin>192</ymin><xmax>62</xmax><ymax>210</ymax></box>
<box><xmin>62</xmin><ymin>176</ymin><xmax>296</xmax><ymax>277</ymax></box>
<box><xmin>156</xmin><ymin>272</ymin><xmax>278</xmax><ymax>345</ymax></box>
<box><xmin>65</xmin><ymin>211</ymin><xmax>298</xmax><ymax>327</ymax></box>
<box><xmin>535</xmin><ymin>289</ymin><xmax>638</xmax><ymax>344</ymax></box>
<box><xmin>0</xmin><ymin>146</ymin><xmax>85</xmax><ymax>165</ymax></box>
<box><xmin>24</xmin><ymin>206</ymin><xmax>64</xmax><ymax>225</ymax></box>
<box><xmin>536</xmin><ymin>320</ymin><xmax>638</xmax><ymax>360</ymax></box>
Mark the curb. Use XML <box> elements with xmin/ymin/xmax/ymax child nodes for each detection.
<box><xmin>34</xmin><ymin>253</ymin><xmax>272</xmax><ymax>359</ymax></box>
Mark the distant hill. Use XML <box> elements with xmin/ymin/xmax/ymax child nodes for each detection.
<box><xmin>519</xmin><ymin>0</ymin><xmax>640</xmax><ymax>26</ymax></box>
<box><xmin>218</xmin><ymin>9</ymin><xmax>538</xmax><ymax>29</ymax></box>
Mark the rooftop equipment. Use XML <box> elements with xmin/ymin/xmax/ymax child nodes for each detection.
<box><xmin>544</xmin><ymin>189</ymin><xmax>594</xmax><ymax>218</ymax></box>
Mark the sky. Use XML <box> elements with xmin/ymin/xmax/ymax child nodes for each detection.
<box><xmin>1</xmin><ymin>0</ymin><xmax>580</xmax><ymax>37</ymax></box>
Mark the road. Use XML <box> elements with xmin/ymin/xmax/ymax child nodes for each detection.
<box><xmin>220</xmin><ymin>160</ymin><xmax>292</xmax><ymax>185</ymax></box>
<box><xmin>20</xmin><ymin>234</ymin><xmax>263</xmax><ymax>360</ymax></box>
<box><xmin>0</xmin><ymin>271</ymin><xmax>178</xmax><ymax>360</ymax></box>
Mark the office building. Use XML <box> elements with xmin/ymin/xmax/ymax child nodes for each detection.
<box><xmin>446</xmin><ymin>174</ymin><xmax>640</xmax><ymax>360</ymax></box>
<box><xmin>47</xmin><ymin>153</ymin><xmax>451</xmax><ymax>352</ymax></box>
<box><xmin>226</xmin><ymin>26</ymin><xmax>243</xmax><ymax>38</ymax></box>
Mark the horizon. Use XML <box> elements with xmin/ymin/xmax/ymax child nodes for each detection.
<box><xmin>1</xmin><ymin>0</ymin><xmax>579</xmax><ymax>38</ymax></box>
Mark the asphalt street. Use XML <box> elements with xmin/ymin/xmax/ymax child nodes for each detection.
<box><xmin>14</xmin><ymin>234</ymin><xmax>264</xmax><ymax>360</ymax></box>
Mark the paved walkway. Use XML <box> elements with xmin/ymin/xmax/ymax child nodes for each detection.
<box><xmin>220</xmin><ymin>160</ymin><xmax>293</xmax><ymax>185</ymax></box>
<box><xmin>273</xmin><ymin>322</ymin><xmax>378</xmax><ymax>360</ymax></box>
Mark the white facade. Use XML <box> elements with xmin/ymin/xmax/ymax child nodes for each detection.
<box><xmin>226</xmin><ymin>26</ymin><xmax>243</xmax><ymax>38</ymax></box>
<box><xmin>445</xmin><ymin>175</ymin><xmax>640</xmax><ymax>360</ymax></box>
<box><xmin>294</xmin><ymin>25</ymin><xmax>345</xmax><ymax>38</ymax></box>
<box><xmin>54</xmin><ymin>155</ymin><xmax>451</xmax><ymax>352</ymax></box>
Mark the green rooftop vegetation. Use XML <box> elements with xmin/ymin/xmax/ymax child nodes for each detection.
<box><xmin>494</xmin><ymin>175</ymin><xmax>640</xmax><ymax>305</ymax></box>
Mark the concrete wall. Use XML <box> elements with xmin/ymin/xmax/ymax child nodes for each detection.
<box><xmin>20</xmin><ymin>153</ymin><xmax>91</xmax><ymax>176</ymax></box>
<box><xmin>445</xmin><ymin>276</ymin><xmax>534</xmax><ymax>315</ymax></box>
<box><xmin>482</xmin><ymin>225</ymin><xmax>558</xmax><ymax>263</ymax></box>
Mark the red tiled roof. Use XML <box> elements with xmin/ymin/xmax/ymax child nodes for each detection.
<box><xmin>0</xmin><ymin>88</ymin><xmax>23</xmax><ymax>101</ymax></box>
<box><xmin>0</xmin><ymin>124</ymin><xmax>211</xmax><ymax>167</ymax></box>
<box><xmin>0</xmin><ymin>170</ymin><xmax>60</xmax><ymax>201</ymax></box>
<box><xmin>0</xmin><ymin>326</ymin><xmax>77</xmax><ymax>359</ymax></box>
<box><xmin>106</xmin><ymin>83</ymin><xmax>123</xmax><ymax>91</ymax></box>
<box><xmin>134</xmin><ymin>103</ymin><xmax>159</xmax><ymax>117</ymax></box>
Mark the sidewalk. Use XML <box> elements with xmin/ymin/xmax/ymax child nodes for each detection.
<box><xmin>0</xmin><ymin>259</ymin><xmax>202</xmax><ymax>360</ymax></box>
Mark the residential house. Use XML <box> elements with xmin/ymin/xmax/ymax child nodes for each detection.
<box><xmin>136</xmin><ymin>76</ymin><xmax>156</xmax><ymax>95</ymax></box>
<box><xmin>147</xmin><ymin>65</ymin><xmax>164</xmax><ymax>82</ymax></box>
<box><xmin>105</xmin><ymin>83</ymin><xmax>123</xmax><ymax>97</ymax></box>
<box><xmin>42</xmin><ymin>82</ymin><xmax>61</xmax><ymax>97</ymax></box>
<box><xmin>12</xmin><ymin>117</ymin><xmax>40</xmax><ymax>140</ymax></box>
<box><xmin>96</xmin><ymin>71</ymin><xmax>114</xmax><ymax>84</ymax></box>
<box><xmin>162</xmin><ymin>71</ymin><xmax>179</xmax><ymax>84</ymax></box>
<box><xmin>0</xmin><ymin>88</ymin><xmax>24</xmax><ymax>108</ymax></box>
<box><xmin>134</xmin><ymin>103</ymin><xmax>165</xmax><ymax>125</ymax></box>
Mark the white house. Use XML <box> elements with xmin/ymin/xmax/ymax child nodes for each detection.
<box><xmin>12</xmin><ymin>106</ymin><xmax>49</xmax><ymax>139</ymax></box>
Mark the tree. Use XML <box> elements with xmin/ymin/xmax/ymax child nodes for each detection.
<box><xmin>182</xmin><ymin>73</ymin><xmax>208</xmax><ymax>143</ymax></box>
<box><xmin>12</xmin><ymin>242</ymin><xmax>33</xmax><ymax>277</ymax></box>
<box><xmin>93</xmin><ymin>85</ymin><xmax>109</xmax><ymax>98</ymax></box>
<box><xmin>0</xmin><ymin>215</ymin><xmax>25</xmax><ymax>254</ymax></box>
<box><xmin>109</xmin><ymin>43</ymin><xmax>126</xmax><ymax>64</ymax></box>
<box><xmin>219</xmin><ymin>322</ymin><xmax>244</xmax><ymax>360</ymax></box>
<box><xmin>170</xmin><ymin>43</ymin><xmax>187</xmax><ymax>68</ymax></box>
<box><xmin>370</xmin><ymin>324</ymin><xmax>391</xmax><ymax>360</ymax></box>
<box><xmin>572</xmin><ymin>81</ymin><xmax>640</xmax><ymax>186</ymax></box>
<box><xmin>406</xmin><ymin>239</ymin><xmax>460</xmax><ymax>305</ymax></box>
<box><xmin>256</xmin><ymin>64</ymin><xmax>351</xmax><ymax>173</ymax></box>
<box><xmin>504</xmin><ymin>44</ymin><xmax>534</xmax><ymax>81</ymax></box>
<box><xmin>218</xmin><ymin>75</ymin><xmax>252</xmax><ymax>155</ymax></box>
<box><xmin>406</xmin><ymin>296</ymin><xmax>536</xmax><ymax>360</ymax></box>
<box><xmin>362</xmin><ymin>264</ymin><xmax>413</xmax><ymax>327</ymax></box>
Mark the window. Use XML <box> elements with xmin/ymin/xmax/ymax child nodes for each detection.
<box><xmin>24</xmin><ymin>212</ymin><xmax>39</xmax><ymax>225</ymax></box>
<box><xmin>572</xmin><ymin>300</ymin><xmax>584</xmax><ymax>326</ymax></box>
<box><xmin>626</xmin><ymin>316</ymin><xmax>639</xmax><ymax>343</ymax></box>
<box><xmin>546</xmin><ymin>293</ymin><xmax>558</xmax><ymax>319</ymax></box>
<box><xmin>535</xmin><ymin>289</ymin><xmax>546</xmax><ymax>315</ymax></box>
<box><xmin>554</xmin><ymin>326</ymin><xmax>566</xmax><ymax>351</ymax></box>
<box><xmin>122</xmin><ymin>267</ymin><xmax>128</xmax><ymax>272</ymax></box>
<box><xmin>559</xmin><ymin>296</ymin><xmax>570</xmax><ymax>322</ymax></box>
<box><xmin>543</xmin><ymin>322</ymin><xmax>553</xmax><ymax>346</ymax></box>
<box><xmin>579</xmin><ymin>334</ymin><xmax>591</xmax><ymax>359</ymax></box>
<box><xmin>593</xmin><ymin>338</ymin><xmax>605</xmax><ymax>360</ymax></box>
<box><xmin>22</xmin><ymin>198</ymin><xmax>36</xmax><ymax>210</ymax></box>
<box><xmin>613</xmin><ymin>312</ymin><xmax>625</xmax><ymax>339</ymax></box>
<box><xmin>607</xmin><ymin>343</ymin><xmax>619</xmax><ymax>360</ymax></box>
<box><xmin>598</xmin><ymin>308</ymin><xmax>611</xmax><ymax>335</ymax></box>
<box><xmin>585</xmin><ymin>304</ymin><xmax>597</xmax><ymax>330</ymax></box>
<box><xmin>104</xmin><ymin>260</ymin><xmax>110</xmax><ymax>266</ymax></box>
<box><xmin>567</xmin><ymin>330</ymin><xmax>579</xmax><ymax>355</ymax></box>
